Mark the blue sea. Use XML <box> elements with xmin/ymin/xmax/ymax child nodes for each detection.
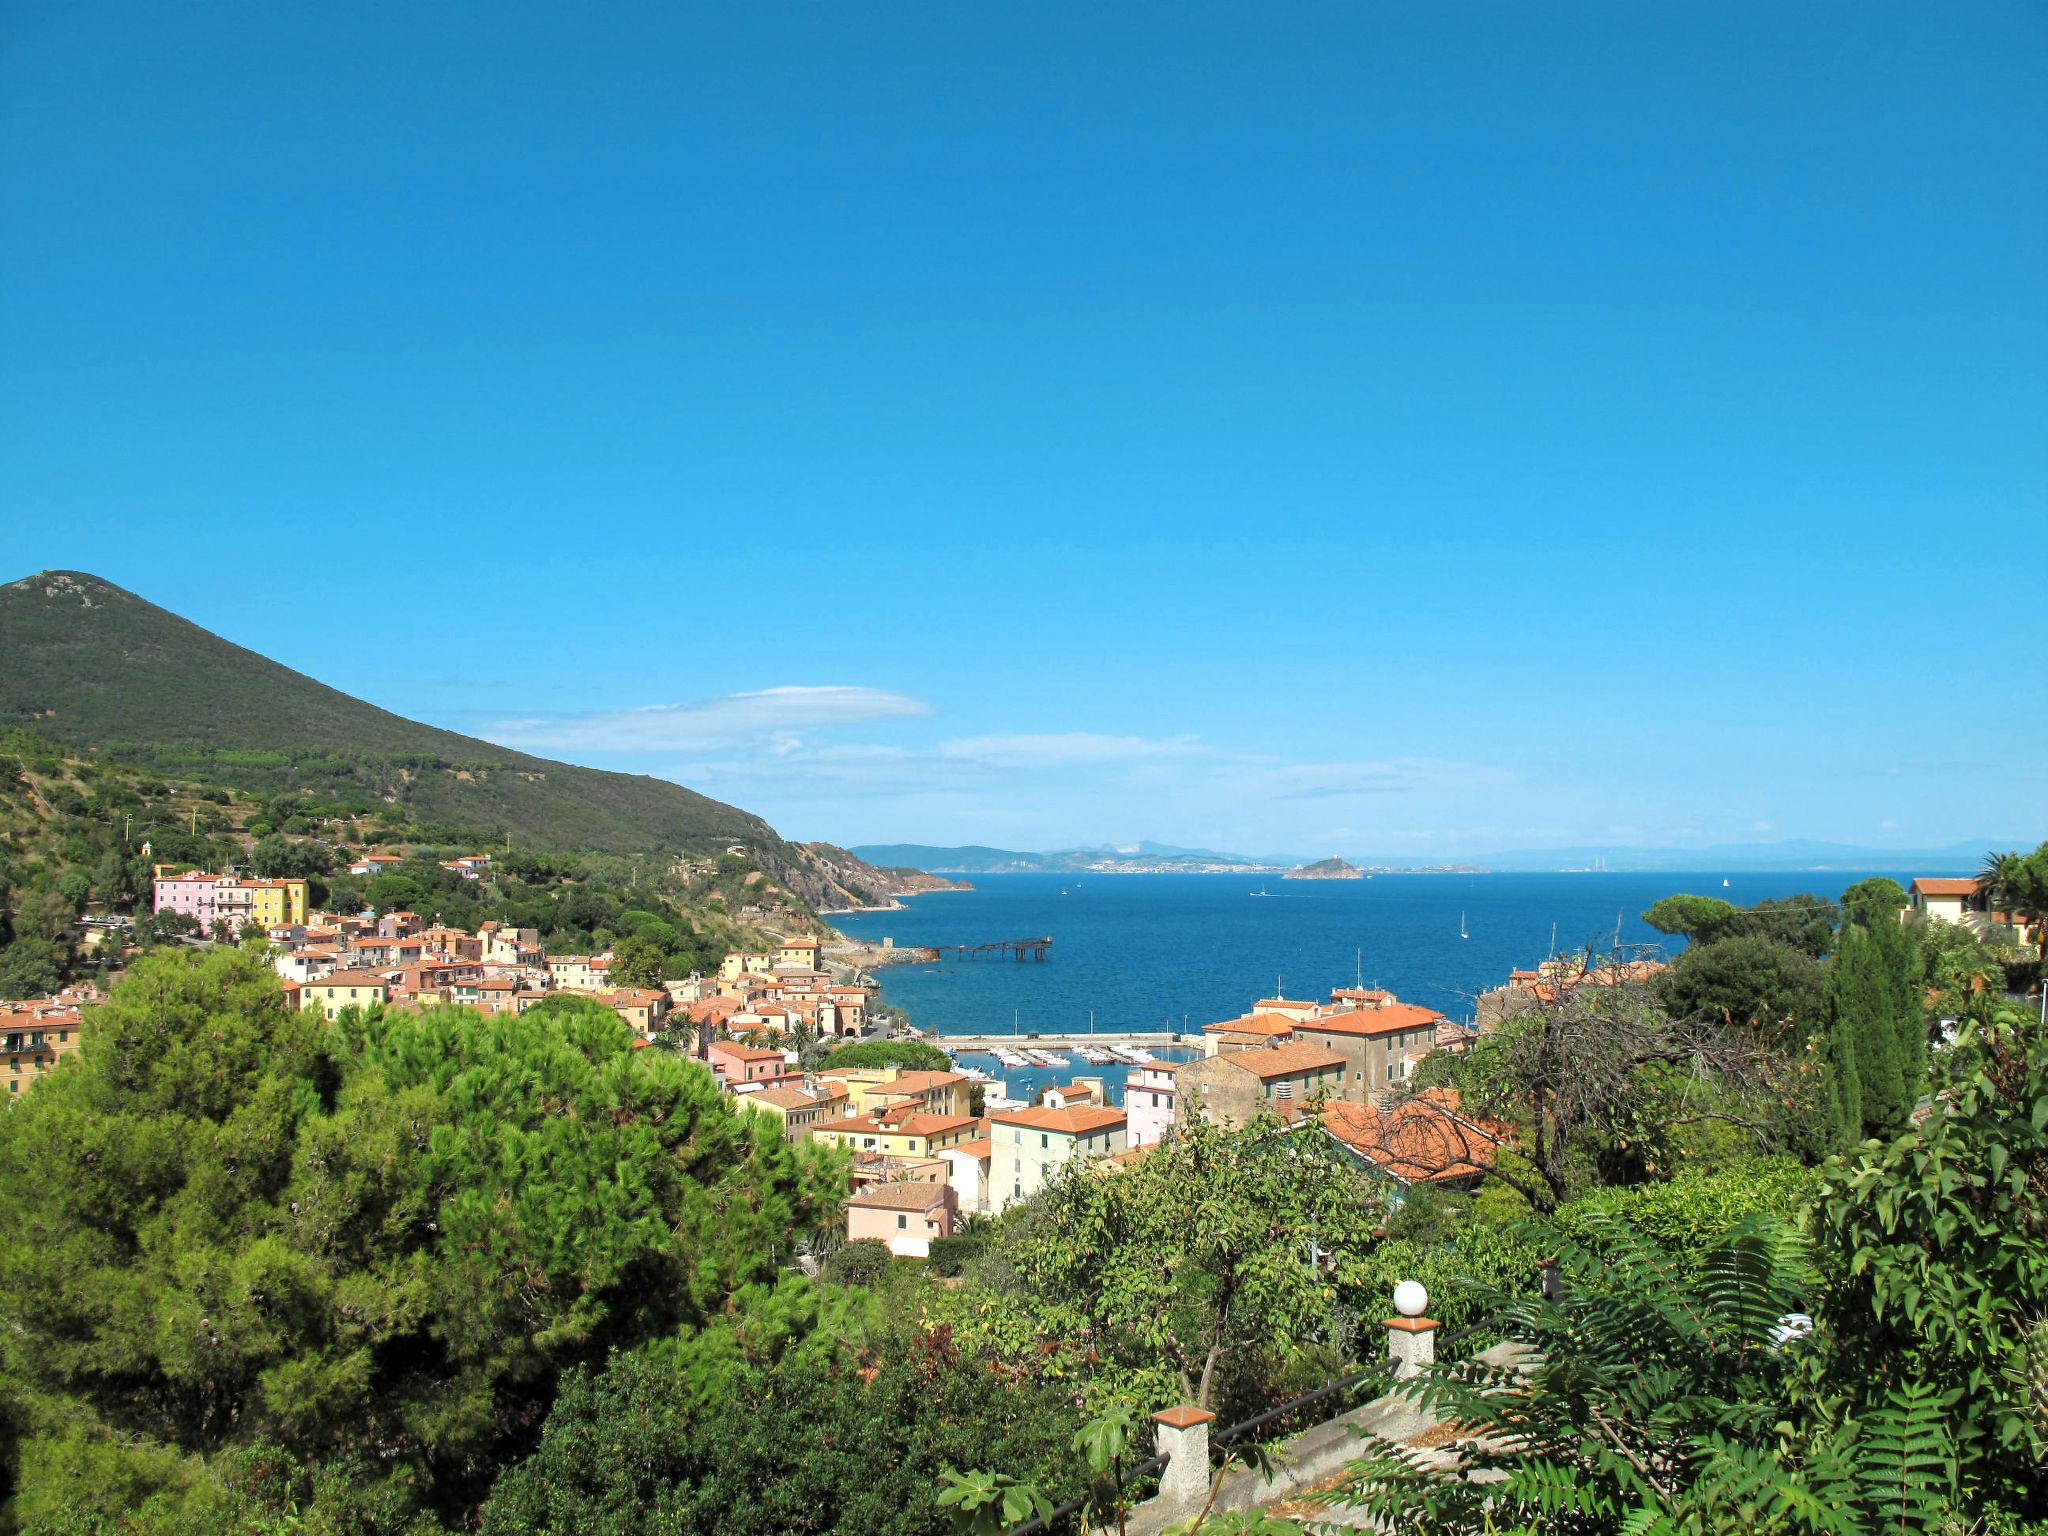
<box><xmin>834</xmin><ymin>870</ymin><xmax>1916</xmax><ymax>1106</ymax></box>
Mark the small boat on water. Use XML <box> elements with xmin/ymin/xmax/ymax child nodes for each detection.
<box><xmin>993</xmin><ymin>1048</ymin><xmax>1030</xmax><ymax>1069</ymax></box>
<box><xmin>1029</xmin><ymin>1048</ymin><xmax>1069</xmax><ymax>1068</ymax></box>
<box><xmin>1075</xmin><ymin>1045</ymin><xmax>1116</xmax><ymax>1065</ymax></box>
<box><xmin>1250</xmin><ymin>886</ymin><xmax>1273</xmax><ymax>897</ymax></box>
<box><xmin>1459</xmin><ymin>911</ymin><xmax>1468</xmax><ymax>940</ymax></box>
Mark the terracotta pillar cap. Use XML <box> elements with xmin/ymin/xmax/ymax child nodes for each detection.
<box><xmin>1384</xmin><ymin>1316</ymin><xmax>1441</xmax><ymax>1333</ymax></box>
<box><xmin>1153</xmin><ymin>1405</ymin><xmax>1216</xmax><ymax>1428</ymax></box>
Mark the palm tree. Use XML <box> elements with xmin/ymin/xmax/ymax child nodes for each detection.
<box><xmin>1978</xmin><ymin>849</ymin><xmax>2021</xmax><ymax>914</ymax></box>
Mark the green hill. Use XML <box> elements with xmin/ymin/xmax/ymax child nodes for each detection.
<box><xmin>0</xmin><ymin>570</ymin><xmax>906</xmax><ymax>912</ymax></box>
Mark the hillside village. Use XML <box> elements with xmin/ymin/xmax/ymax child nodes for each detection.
<box><xmin>4</xmin><ymin>861</ymin><xmax>2036</xmax><ymax>1271</ymax></box>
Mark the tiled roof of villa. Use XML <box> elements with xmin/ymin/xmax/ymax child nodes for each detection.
<box><xmin>1910</xmin><ymin>877</ymin><xmax>1979</xmax><ymax>896</ymax></box>
<box><xmin>991</xmin><ymin>1104</ymin><xmax>1127</xmax><ymax>1135</ymax></box>
<box><xmin>1297</xmin><ymin>1003</ymin><xmax>1446</xmax><ymax>1037</ymax></box>
<box><xmin>848</xmin><ymin>1181</ymin><xmax>949</xmax><ymax>1211</ymax></box>
<box><xmin>1323</xmin><ymin>1090</ymin><xmax>1505</xmax><ymax>1185</ymax></box>
<box><xmin>1211</xmin><ymin>1041</ymin><xmax>1344</xmax><ymax>1079</ymax></box>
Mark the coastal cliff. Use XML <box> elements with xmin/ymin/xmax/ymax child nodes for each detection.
<box><xmin>800</xmin><ymin>841</ymin><xmax>973</xmax><ymax>913</ymax></box>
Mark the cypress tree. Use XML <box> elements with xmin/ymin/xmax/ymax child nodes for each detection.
<box><xmin>1827</xmin><ymin>926</ymin><xmax>1907</xmax><ymax>1137</ymax></box>
<box><xmin>1827</xmin><ymin>1000</ymin><xmax>1862</xmax><ymax>1149</ymax></box>
<box><xmin>1872</xmin><ymin>915</ymin><xmax>1926</xmax><ymax>1114</ymax></box>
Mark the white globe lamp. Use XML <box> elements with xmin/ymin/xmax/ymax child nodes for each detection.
<box><xmin>1392</xmin><ymin>1280</ymin><xmax>1429</xmax><ymax>1319</ymax></box>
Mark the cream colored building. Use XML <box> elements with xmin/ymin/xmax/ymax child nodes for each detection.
<box><xmin>300</xmin><ymin>969</ymin><xmax>390</xmax><ymax>1020</ymax></box>
<box><xmin>988</xmin><ymin>1104</ymin><xmax>1128</xmax><ymax>1212</ymax></box>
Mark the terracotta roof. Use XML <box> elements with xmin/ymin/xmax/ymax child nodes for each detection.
<box><xmin>1045</xmin><ymin>1081</ymin><xmax>1098</xmax><ymax>1099</ymax></box>
<box><xmin>1911</xmin><ymin>877</ymin><xmax>1979</xmax><ymax>897</ymax></box>
<box><xmin>947</xmin><ymin>1137</ymin><xmax>993</xmax><ymax>1159</ymax></box>
<box><xmin>1323</xmin><ymin>1090</ymin><xmax>1504</xmax><ymax>1184</ymax></box>
<box><xmin>848</xmin><ymin>1181</ymin><xmax>949</xmax><ymax>1211</ymax></box>
<box><xmin>884</xmin><ymin>1070</ymin><xmax>966</xmax><ymax>1094</ymax></box>
<box><xmin>1206</xmin><ymin>1041</ymin><xmax>1344</xmax><ymax>1080</ymax></box>
<box><xmin>1298</xmin><ymin>1003</ymin><xmax>1446</xmax><ymax>1038</ymax></box>
<box><xmin>1205</xmin><ymin>1012</ymin><xmax>1298</xmax><ymax>1037</ymax></box>
<box><xmin>309</xmin><ymin>969</ymin><xmax>390</xmax><ymax>987</ymax></box>
<box><xmin>748</xmin><ymin>1086</ymin><xmax>829</xmax><ymax>1110</ymax></box>
<box><xmin>708</xmin><ymin>1040</ymin><xmax>784</xmax><ymax>1063</ymax></box>
<box><xmin>992</xmin><ymin>1104</ymin><xmax>1128</xmax><ymax>1135</ymax></box>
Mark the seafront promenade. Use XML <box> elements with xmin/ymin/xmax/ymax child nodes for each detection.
<box><xmin>935</xmin><ymin>1029</ymin><xmax>1188</xmax><ymax>1050</ymax></box>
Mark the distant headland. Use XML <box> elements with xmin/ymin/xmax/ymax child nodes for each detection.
<box><xmin>1283</xmin><ymin>857</ymin><xmax>1362</xmax><ymax>880</ymax></box>
<box><xmin>853</xmin><ymin>842</ymin><xmax>1485</xmax><ymax>876</ymax></box>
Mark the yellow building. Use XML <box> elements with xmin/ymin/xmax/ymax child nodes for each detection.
<box><xmin>250</xmin><ymin>879</ymin><xmax>309</xmax><ymax>928</ymax></box>
<box><xmin>816</xmin><ymin>1066</ymin><xmax>971</xmax><ymax>1119</ymax></box>
<box><xmin>776</xmin><ymin>935</ymin><xmax>824</xmax><ymax>968</ymax></box>
<box><xmin>2</xmin><ymin>1003</ymin><xmax>84</xmax><ymax>1099</ymax></box>
<box><xmin>300</xmin><ymin>969</ymin><xmax>389</xmax><ymax>1020</ymax></box>
<box><xmin>739</xmin><ymin>1083</ymin><xmax>849</xmax><ymax>1141</ymax></box>
<box><xmin>718</xmin><ymin>950</ymin><xmax>777</xmax><ymax>982</ymax></box>
<box><xmin>809</xmin><ymin>1105</ymin><xmax>978</xmax><ymax>1158</ymax></box>
<box><xmin>867</xmin><ymin>1069</ymin><xmax>971</xmax><ymax>1118</ymax></box>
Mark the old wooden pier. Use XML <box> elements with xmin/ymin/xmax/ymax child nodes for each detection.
<box><xmin>908</xmin><ymin>936</ymin><xmax>1052</xmax><ymax>962</ymax></box>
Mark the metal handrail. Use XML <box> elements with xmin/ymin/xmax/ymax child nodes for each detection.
<box><xmin>1005</xmin><ymin>1452</ymin><xmax>1166</xmax><ymax>1536</ymax></box>
<box><xmin>1209</xmin><ymin>1318</ymin><xmax>1492</xmax><ymax>1451</ymax></box>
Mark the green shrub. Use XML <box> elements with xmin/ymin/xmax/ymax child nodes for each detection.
<box><xmin>1550</xmin><ymin>1158</ymin><xmax>1819</xmax><ymax>1279</ymax></box>
<box><xmin>825</xmin><ymin>1238</ymin><xmax>892</xmax><ymax>1286</ymax></box>
<box><xmin>822</xmin><ymin>1040</ymin><xmax>951</xmax><ymax>1072</ymax></box>
<box><xmin>926</xmin><ymin>1234</ymin><xmax>980</xmax><ymax>1277</ymax></box>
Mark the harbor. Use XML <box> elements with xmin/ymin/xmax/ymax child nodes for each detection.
<box><xmin>936</xmin><ymin>1029</ymin><xmax>1184</xmax><ymax>1053</ymax></box>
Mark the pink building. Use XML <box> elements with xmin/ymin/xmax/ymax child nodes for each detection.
<box><xmin>707</xmin><ymin>1039</ymin><xmax>786</xmax><ymax>1087</ymax></box>
<box><xmin>1125</xmin><ymin>1063</ymin><xmax>1178</xmax><ymax>1147</ymax></box>
<box><xmin>152</xmin><ymin>870</ymin><xmax>256</xmax><ymax>931</ymax></box>
<box><xmin>846</xmin><ymin>1180</ymin><xmax>955</xmax><ymax>1257</ymax></box>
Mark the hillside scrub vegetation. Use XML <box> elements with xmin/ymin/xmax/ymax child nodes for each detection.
<box><xmin>0</xmin><ymin>728</ymin><xmax>829</xmax><ymax>991</ymax></box>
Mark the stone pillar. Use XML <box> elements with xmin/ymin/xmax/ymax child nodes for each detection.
<box><xmin>1385</xmin><ymin>1315</ymin><xmax>1439</xmax><ymax>1378</ymax></box>
<box><xmin>1152</xmin><ymin>1405</ymin><xmax>1215</xmax><ymax>1515</ymax></box>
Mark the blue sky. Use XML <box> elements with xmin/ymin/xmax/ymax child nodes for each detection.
<box><xmin>3</xmin><ymin>3</ymin><xmax>2044</xmax><ymax>857</ymax></box>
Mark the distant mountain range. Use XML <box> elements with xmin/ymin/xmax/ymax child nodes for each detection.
<box><xmin>1462</xmin><ymin>839</ymin><xmax>1994</xmax><ymax>875</ymax></box>
<box><xmin>849</xmin><ymin>842</ymin><xmax>1299</xmax><ymax>874</ymax></box>
<box><xmin>854</xmin><ymin>838</ymin><xmax>2002</xmax><ymax>877</ymax></box>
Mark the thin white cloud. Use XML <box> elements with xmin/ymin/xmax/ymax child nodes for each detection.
<box><xmin>490</xmin><ymin>685</ymin><xmax>932</xmax><ymax>752</ymax></box>
<box><xmin>938</xmin><ymin>732</ymin><xmax>1202</xmax><ymax>768</ymax></box>
<box><xmin>1221</xmin><ymin>757</ymin><xmax>1511</xmax><ymax>802</ymax></box>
